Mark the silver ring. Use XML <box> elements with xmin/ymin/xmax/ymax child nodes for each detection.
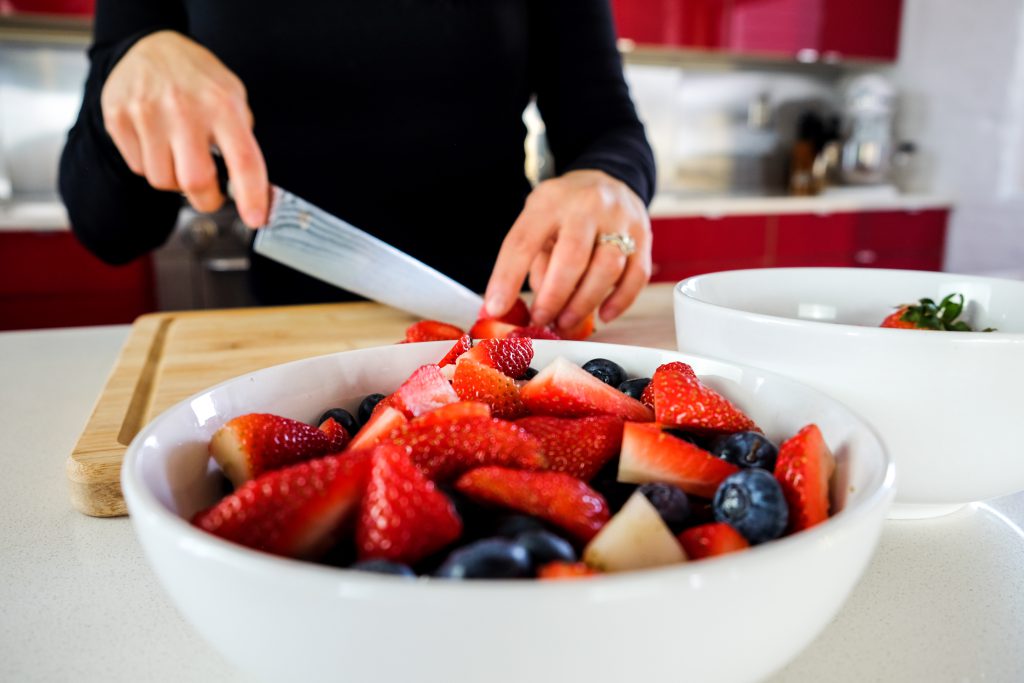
<box><xmin>597</xmin><ymin>232</ymin><xmax>636</xmax><ymax>257</ymax></box>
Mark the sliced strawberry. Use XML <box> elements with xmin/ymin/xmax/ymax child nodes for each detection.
<box><xmin>456</xmin><ymin>467</ymin><xmax>610</xmax><ymax>542</ymax></box>
<box><xmin>452</xmin><ymin>357</ymin><xmax>526</xmax><ymax>419</ymax></box>
<box><xmin>507</xmin><ymin>325</ymin><xmax>562</xmax><ymax>340</ymax></box>
<box><xmin>389</xmin><ymin>417</ymin><xmax>544</xmax><ymax>481</ymax></box>
<box><xmin>193</xmin><ymin>450</ymin><xmax>371</xmax><ymax>559</ymax></box>
<box><xmin>390</xmin><ymin>364</ymin><xmax>459</xmax><ymax>418</ymax></box>
<box><xmin>413</xmin><ymin>401</ymin><xmax>491</xmax><ymax>426</ymax></box>
<box><xmin>209</xmin><ymin>413</ymin><xmax>334</xmax><ymax>487</ymax></box>
<box><xmin>558</xmin><ymin>312</ymin><xmax>595</xmax><ymax>340</ymax></box>
<box><xmin>775</xmin><ymin>423</ymin><xmax>836</xmax><ymax>532</ymax></box>
<box><xmin>618</xmin><ymin>422</ymin><xmax>739</xmax><ymax>498</ymax></box>
<box><xmin>650</xmin><ymin>362</ymin><xmax>760</xmax><ymax>435</ymax></box>
<box><xmin>319</xmin><ymin>417</ymin><xmax>351</xmax><ymax>452</ymax></box>
<box><xmin>515</xmin><ymin>415</ymin><xmax>624</xmax><ymax>481</ymax></box>
<box><xmin>469</xmin><ymin>318</ymin><xmax>519</xmax><ymax>339</ymax></box>
<box><xmin>520</xmin><ymin>356</ymin><xmax>653</xmax><ymax>421</ymax></box>
<box><xmin>356</xmin><ymin>444</ymin><xmax>462</xmax><ymax>565</ymax></box>
<box><xmin>678</xmin><ymin>522</ymin><xmax>749</xmax><ymax>560</ymax></box>
<box><xmin>403</xmin><ymin>320</ymin><xmax>466</xmax><ymax>343</ymax></box>
<box><xmin>462</xmin><ymin>337</ymin><xmax>534</xmax><ymax>378</ymax></box>
<box><xmin>438</xmin><ymin>334</ymin><xmax>473</xmax><ymax>367</ymax></box>
<box><xmin>348</xmin><ymin>406</ymin><xmax>408</xmax><ymax>451</ymax></box>
<box><xmin>538</xmin><ymin>561</ymin><xmax>598</xmax><ymax>579</ymax></box>
<box><xmin>478</xmin><ymin>297</ymin><xmax>531</xmax><ymax>326</ymax></box>
<box><xmin>640</xmin><ymin>379</ymin><xmax>656</xmax><ymax>409</ymax></box>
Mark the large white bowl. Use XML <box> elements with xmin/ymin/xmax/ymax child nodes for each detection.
<box><xmin>674</xmin><ymin>267</ymin><xmax>1024</xmax><ymax>517</ymax></box>
<box><xmin>122</xmin><ymin>340</ymin><xmax>894</xmax><ymax>683</ymax></box>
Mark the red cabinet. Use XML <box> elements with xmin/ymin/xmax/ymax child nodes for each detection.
<box><xmin>0</xmin><ymin>1</ymin><xmax>94</xmax><ymax>16</ymax></box>
<box><xmin>0</xmin><ymin>231</ymin><xmax>156</xmax><ymax>330</ymax></box>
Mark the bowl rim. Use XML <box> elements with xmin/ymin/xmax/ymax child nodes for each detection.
<box><xmin>121</xmin><ymin>340</ymin><xmax>897</xmax><ymax>594</ymax></box>
<box><xmin>675</xmin><ymin>267</ymin><xmax>1024</xmax><ymax>341</ymax></box>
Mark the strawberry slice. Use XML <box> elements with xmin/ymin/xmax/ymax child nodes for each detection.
<box><xmin>478</xmin><ymin>297</ymin><xmax>531</xmax><ymax>326</ymax></box>
<box><xmin>507</xmin><ymin>325</ymin><xmax>562</xmax><ymax>340</ymax></box>
<box><xmin>348</xmin><ymin>406</ymin><xmax>408</xmax><ymax>451</ymax></box>
<box><xmin>520</xmin><ymin>356</ymin><xmax>653</xmax><ymax>421</ymax></box>
<box><xmin>618</xmin><ymin>422</ymin><xmax>739</xmax><ymax>498</ymax></box>
<box><xmin>389</xmin><ymin>417</ymin><xmax>544</xmax><ymax>481</ymax></box>
<box><xmin>452</xmin><ymin>357</ymin><xmax>526</xmax><ymax>419</ymax></box>
<box><xmin>649</xmin><ymin>362</ymin><xmax>760</xmax><ymax>435</ymax></box>
<box><xmin>319</xmin><ymin>417</ymin><xmax>351</xmax><ymax>452</ymax></box>
<box><xmin>403</xmin><ymin>320</ymin><xmax>465</xmax><ymax>343</ymax></box>
<box><xmin>438</xmin><ymin>334</ymin><xmax>473</xmax><ymax>367</ymax></box>
<box><xmin>209</xmin><ymin>413</ymin><xmax>334</xmax><ymax>487</ymax></box>
<box><xmin>678</xmin><ymin>522</ymin><xmax>749</xmax><ymax>560</ymax></box>
<box><xmin>775</xmin><ymin>424</ymin><xmax>836</xmax><ymax>532</ymax></box>
<box><xmin>390</xmin><ymin>364</ymin><xmax>459</xmax><ymax>418</ymax></box>
<box><xmin>356</xmin><ymin>444</ymin><xmax>462</xmax><ymax>565</ymax></box>
<box><xmin>557</xmin><ymin>312</ymin><xmax>595</xmax><ymax>340</ymax></box>
<box><xmin>469</xmin><ymin>318</ymin><xmax>519</xmax><ymax>339</ymax></box>
<box><xmin>456</xmin><ymin>467</ymin><xmax>610</xmax><ymax>542</ymax></box>
<box><xmin>413</xmin><ymin>401</ymin><xmax>491</xmax><ymax>426</ymax></box>
<box><xmin>515</xmin><ymin>415</ymin><xmax>624</xmax><ymax>481</ymax></box>
<box><xmin>193</xmin><ymin>450</ymin><xmax>371</xmax><ymax>559</ymax></box>
<box><xmin>538</xmin><ymin>561</ymin><xmax>598</xmax><ymax>579</ymax></box>
<box><xmin>461</xmin><ymin>337</ymin><xmax>534</xmax><ymax>378</ymax></box>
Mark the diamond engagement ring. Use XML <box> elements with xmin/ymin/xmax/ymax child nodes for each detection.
<box><xmin>597</xmin><ymin>232</ymin><xmax>637</xmax><ymax>257</ymax></box>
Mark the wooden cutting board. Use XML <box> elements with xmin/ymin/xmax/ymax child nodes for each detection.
<box><xmin>66</xmin><ymin>284</ymin><xmax>677</xmax><ymax>517</ymax></box>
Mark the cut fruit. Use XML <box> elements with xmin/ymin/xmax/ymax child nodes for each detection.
<box><xmin>678</xmin><ymin>522</ymin><xmax>749</xmax><ymax>560</ymax></box>
<box><xmin>775</xmin><ymin>424</ymin><xmax>836</xmax><ymax>532</ymax></box>
<box><xmin>461</xmin><ymin>337</ymin><xmax>534</xmax><ymax>379</ymax></box>
<box><xmin>520</xmin><ymin>356</ymin><xmax>653</xmax><ymax>421</ymax></box>
<box><xmin>452</xmin><ymin>357</ymin><xmax>526</xmax><ymax>419</ymax></box>
<box><xmin>618</xmin><ymin>422</ymin><xmax>739</xmax><ymax>499</ymax></box>
<box><xmin>437</xmin><ymin>334</ymin><xmax>473</xmax><ymax>367</ymax></box>
<box><xmin>515</xmin><ymin>415</ymin><xmax>624</xmax><ymax>481</ymax></box>
<box><xmin>347</xmin><ymin>406</ymin><xmax>407</xmax><ymax>451</ymax></box>
<box><xmin>469</xmin><ymin>319</ymin><xmax>519</xmax><ymax>339</ymax></box>
<box><xmin>649</xmin><ymin>362</ymin><xmax>760</xmax><ymax>435</ymax></box>
<box><xmin>583</xmin><ymin>490</ymin><xmax>686</xmax><ymax>572</ymax></box>
<box><xmin>209</xmin><ymin>413</ymin><xmax>334</xmax><ymax>487</ymax></box>
<box><xmin>390</xmin><ymin>364</ymin><xmax>460</xmax><ymax>418</ymax></box>
<box><xmin>412</xmin><ymin>401</ymin><xmax>491</xmax><ymax>426</ymax></box>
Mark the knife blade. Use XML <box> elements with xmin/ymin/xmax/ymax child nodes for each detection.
<box><xmin>254</xmin><ymin>186</ymin><xmax>484</xmax><ymax>328</ymax></box>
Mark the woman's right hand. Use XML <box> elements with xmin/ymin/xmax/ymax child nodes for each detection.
<box><xmin>101</xmin><ymin>30</ymin><xmax>269</xmax><ymax>227</ymax></box>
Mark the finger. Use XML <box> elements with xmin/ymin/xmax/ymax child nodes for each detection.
<box><xmin>556</xmin><ymin>235</ymin><xmax>628</xmax><ymax>330</ymax></box>
<box><xmin>528</xmin><ymin>251</ymin><xmax>549</xmax><ymax>295</ymax></box>
<box><xmin>599</xmin><ymin>254</ymin><xmax>651</xmax><ymax>323</ymax></box>
<box><xmin>170</xmin><ymin>124</ymin><xmax>223</xmax><ymax>214</ymax></box>
<box><xmin>531</xmin><ymin>216</ymin><xmax>597</xmax><ymax>327</ymax></box>
<box><xmin>484</xmin><ymin>209</ymin><xmax>554</xmax><ymax>318</ymax></box>
<box><xmin>213</xmin><ymin>110</ymin><xmax>269</xmax><ymax>227</ymax></box>
<box><xmin>104</xmin><ymin>106</ymin><xmax>144</xmax><ymax>175</ymax></box>
<box><xmin>131</xmin><ymin>103</ymin><xmax>178</xmax><ymax>191</ymax></box>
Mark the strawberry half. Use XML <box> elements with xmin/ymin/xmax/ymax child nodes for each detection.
<box><xmin>388</xmin><ymin>416</ymin><xmax>544</xmax><ymax>481</ymax></box>
<box><xmin>348</xmin><ymin>406</ymin><xmax>408</xmax><ymax>451</ymax></box>
<box><xmin>452</xmin><ymin>357</ymin><xmax>526</xmax><ymax>419</ymax></box>
<box><xmin>438</xmin><ymin>334</ymin><xmax>473</xmax><ymax>367</ymax></box>
<box><xmin>404</xmin><ymin>320</ymin><xmax>466</xmax><ymax>343</ymax></box>
<box><xmin>649</xmin><ymin>362</ymin><xmax>760</xmax><ymax>435</ymax></box>
<box><xmin>413</xmin><ymin>400</ymin><xmax>491</xmax><ymax>426</ymax></box>
<box><xmin>520</xmin><ymin>356</ymin><xmax>653</xmax><ymax>421</ymax></box>
<box><xmin>538</xmin><ymin>561</ymin><xmax>598</xmax><ymax>579</ymax></box>
<box><xmin>193</xmin><ymin>450</ymin><xmax>371</xmax><ymax>559</ymax></box>
<box><xmin>516</xmin><ymin>415</ymin><xmax>624</xmax><ymax>481</ymax></box>
<box><xmin>618</xmin><ymin>422</ymin><xmax>739</xmax><ymax>498</ymax></box>
<box><xmin>469</xmin><ymin>318</ymin><xmax>519</xmax><ymax>339</ymax></box>
<box><xmin>557</xmin><ymin>312</ymin><xmax>595</xmax><ymax>340</ymax></box>
<box><xmin>461</xmin><ymin>337</ymin><xmax>534</xmax><ymax>378</ymax></box>
<box><xmin>775</xmin><ymin>424</ymin><xmax>836</xmax><ymax>532</ymax></box>
<box><xmin>356</xmin><ymin>444</ymin><xmax>462</xmax><ymax>565</ymax></box>
<box><xmin>456</xmin><ymin>467</ymin><xmax>610</xmax><ymax>542</ymax></box>
<box><xmin>678</xmin><ymin>522</ymin><xmax>749</xmax><ymax>560</ymax></box>
<box><xmin>319</xmin><ymin>417</ymin><xmax>352</xmax><ymax>452</ymax></box>
<box><xmin>209</xmin><ymin>413</ymin><xmax>334</xmax><ymax>487</ymax></box>
<box><xmin>390</xmin><ymin>364</ymin><xmax>459</xmax><ymax>418</ymax></box>
<box><xmin>507</xmin><ymin>325</ymin><xmax>562</xmax><ymax>340</ymax></box>
<box><xmin>478</xmin><ymin>297</ymin><xmax>532</xmax><ymax>327</ymax></box>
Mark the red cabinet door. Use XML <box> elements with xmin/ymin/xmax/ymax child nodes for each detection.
<box><xmin>852</xmin><ymin>210</ymin><xmax>947</xmax><ymax>270</ymax></box>
<box><xmin>725</xmin><ymin>0</ymin><xmax>823</xmax><ymax>58</ymax></box>
<box><xmin>819</xmin><ymin>0</ymin><xmax>903</xmax><ymax>61</ymax></box>
<box><xmin>772</xmin><ymin>213</ymin><xmax>858</xmax><ymax>267</ymax></box>
<box><xmin>651</xmin><ymin>215</ymin><xmax>769</xmax><ymax>282</ymax></box>
<box><xmin>1</xmin><ymin>1</ymin><xmax>95</xmax><ymax>16</ymax></box>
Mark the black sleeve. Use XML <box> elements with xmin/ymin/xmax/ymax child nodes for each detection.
<box><xmin>528</xmin><ymin>0</ymin><xmax>656</xmax><ymax>205</ymax></box>
<box><xmin>58</xmin><ymin>0</ymin><xmax>189</xmax><ymax>265</ymax></box>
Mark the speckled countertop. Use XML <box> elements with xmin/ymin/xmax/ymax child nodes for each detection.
<box><xmin>1</xmin><ymin>323</ymin><xmax>1021</xmax><ymax>682</ymax></box>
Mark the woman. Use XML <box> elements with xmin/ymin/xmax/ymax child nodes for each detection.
<box><xmin>60</xmin><ymin>0</ymin><xmax>655</xmax><ymax>332</ymax></box>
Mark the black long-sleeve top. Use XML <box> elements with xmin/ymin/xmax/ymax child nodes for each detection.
<box><xmin>60</xmin><ymin>0</ymin><xmax>655</xmax><ymax>304</ymax></box>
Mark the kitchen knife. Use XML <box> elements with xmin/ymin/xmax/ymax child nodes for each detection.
<box><xmin>254</xmin><ymin>186</ymin><xmax>484</xmax><ymax>328</ymax></box>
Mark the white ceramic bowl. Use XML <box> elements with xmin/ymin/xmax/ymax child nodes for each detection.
<box><xmin>122</xmin><ymin>341</ymin><xmax>893</xmax><ymax>683</ymax></box>
<box><xmin>674</xmin><ymin>267</ymin><xmax>1024</xmax><ymax>517</ymax></box>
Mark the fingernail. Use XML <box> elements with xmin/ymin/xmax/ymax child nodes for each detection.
<box><xmin>486</xmin><ymin>296</ymin><xmax>507</xmax><ymax>318</ymax></box>
<box><xmin>244</xmin><ymin>210</ymin><xmax>264</xmax><ymax>228</ymax></box>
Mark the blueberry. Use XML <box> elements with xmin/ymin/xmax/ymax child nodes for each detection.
<box><xmin>357</xmin><ymin>393</ymin><xmax>387</xmax><ymax>425</ymax></box>
<box><xmin>351</xmin><ymin>559</ymin><xmax>416</xmax><ymax>577</ymax></box>
<box><xmin>317</xmin><ymin>407</ymin><xmax>359</xmax><ymax>435</ymax></box>
<box><xmin>618</xmin><ymin>377</ymin><xmax>651</xmax><ymax>401</ymax></box>
<box><xmin>493</xmin><ymin>514</ymin><xmax>546</xmax><ymax>539</ymax></box>
<box><xmin>591</xmin><ymin>457</ymin><xmax>637</xmax><ymax>513</ymax></box>
<box><xmin>583</xmin><ymin>358</ymin><xmax>627</xmax><ymax>387</ymax></box>
<box><xmin>638</xmin><ymin>482</ymin><xmax>690</xmax><ymax>533</ymax></box>
<box><xmin>664</xmin><ymin>428</ymin><xmax>712</xmax><ymax>450</ymax></box>
<box><xmin>515</xmin><ymin>530</ymin><xmax>577</xmax><ymax>567</ymax></box>
<box><xmin>519</xmin><ymin>367</ymin><xmax>539</xmax><ymax>381</ymax></box>
<box><xmin>713</xmin><ymin>469</ymin><xmax>788</xmax><ymax>544</ymax></box>
<box><xmin>437</xmin><ymin>484</ymin><xmax>493</xmax><ymax>540</ymax></box>
<box><xmin>434</xmin><ymin>539</ymin><xmax>533</xmax><ymax>579</ymax></box>
<box><xmin>714</xmin><ymin>432</ymin><xmax>778</xmax><ymax>471</ymax></box>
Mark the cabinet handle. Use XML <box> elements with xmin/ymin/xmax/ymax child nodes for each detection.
<box><xmin>854</xmin><ymin>249</ymin><xmax>878</xmax><ymax>265</ymax></box>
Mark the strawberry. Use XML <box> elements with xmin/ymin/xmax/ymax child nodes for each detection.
<box><xmin>520</xmin><ymin>356</ymin><xmax>653</xmax><ymax>421</ymax></box>
<box><xmin>193</xmin><ymin>450</ymin><xmax>371</xmax><ymax>559</ymax></box>
<box><xmin>478</xmin><ymin>297</ymin><xmax>531</xmax><ymax>326</ymax></box>
<box><xmin>469</xmin><ymin>318</ymin><xmax>519</xmax><ymax>339</ymax></box>
<box><xmin>319</xmin><ymin>417</ymin><xmax>351</xmax><ymax>452</ymax></box>
<box><xmin>452</xmin><ymin>357</ymin><xmax>526</xmax><ymax>419</ymax></box>
<box><xmin>880</xmin><ymin>307</ymin><xmax>917</xmax><ymax>329</ymax></box>
<box><xmin>348</xmin><ymin>406</ymin><xmax>407</xmax><ymax>451</ymax></box>
<box><xmin>461</xmin><ymin>337</ymin><xmax>534</xmax><ymax>378</ymax></box>
<box><xmin>879</xmin><ymin>293</ymin><xmax>981</xmax><ymax>331</ymax></box>
<box><xmin>388</xmin><ymin>417</ymin><xmax>544</xmax><ymax>481</ymax></box>
<box><xmin>618</xmin><ymin>422</ymin><xmax>739</xmax><ymax>498</ymax></box>
<box><xmin>775</xmin><ymin>424</ymin><xmax>836</xmax><ymax>532</ymax></box>
<box><xmin>413</xmin><ymin>400</ymin><xmax>491</xmax><ymax>426</ymax></box>
<box><xmin>515</xmin><ymin>415</ymin><xmax>624</xmax><ymax>481</ymax></box>
<box><xmin>403</xmin><ymin>320</ymin><xmax>466</xmax><ymax>343</ymax></box>
<box><xmin>557</xmin><ymin>312</ymin><xmax>595</xmax><ymax>340</ymax></box>
<box><xmin>209</xmin><ymin>413</ymin><xmax>334</xmax><ymax>487</ymax></box>
<box><xmin>678</xmin><ymin>522</ymin><xmax>749</xmax><ymax>560</ymax></box>
<box><xmin>438</xmin><ymin>334</ymin><xmax>472</xmax><ymax>367</ymax></box>
<box><xmin>456</xmin><ymin>467</ymin><xmax>610</xmax><ymax>542</ymax></box>
<box><xmin>538</xmin><ymin>561</ymin><xmax>598</xmax><ymax>579</ymax></box>
<box><xmin>507</xmin><ymin>325</ymin><xmax>562</xmax><ymax>340</ymax></box>
<box><xmin>649</xmin><ymin>361</ymin><xmax>759</xmax><ymax>435</ymax></box>
<box><xmin>390</xmin><ymin>364</ymin><xmax>459</xmax><ymax>418</ymax></box>
<box><xmin>639</xmin><ymin>379</ymin><xmax>655</xmax><ymax>409</ymax></box>
<box><xmin>356</xmin><ymin>444</ymin><xmax>462</xmax><ymax>565</ymax></box>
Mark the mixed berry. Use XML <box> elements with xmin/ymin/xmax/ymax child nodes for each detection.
<box><xmin>880</xmin><ymin>292</ymin><xmax>995</xmax><ymax>331</ymax></box>
<box><xmin>191</xmin><ymin>304</ymin><xmax>837</xmax><ymax>580</ymax></box>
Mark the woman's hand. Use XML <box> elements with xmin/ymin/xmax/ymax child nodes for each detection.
<box><xmin>484</xmin><ymin>170</ymin><xmax>652</xmax><ymax>332</ymax></box>
<box><xmin>101</xmin><ymin>30</ymin><xmax>269</xmax><ymax>227</ymax></box>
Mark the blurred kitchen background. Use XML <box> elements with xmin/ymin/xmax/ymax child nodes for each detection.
<box><xmin>2</xmin><ymin>0</ymin><xmax>1023</xmax><ymax>330</ymax></box>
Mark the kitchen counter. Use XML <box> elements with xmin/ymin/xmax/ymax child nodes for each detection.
<box><xmin>649</xmin><ymin>192</ymin><xmax>953</xmax><ymax>219</ymax></box>
<box><xmin>0</xmin><ymin>199</ymin><xmax>70</xmax><ymax>231</ymax></box>
<box><xmin>2</xmin><ymin>296</ymin><xmax>1022</xmax><ymax>682</ymax></box>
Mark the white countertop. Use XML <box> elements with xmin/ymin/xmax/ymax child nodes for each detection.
<box><xmin>0</xmin><ymin>200</ymin><xmax>70</xmax><ymax>231</ymax></box>
<box><xmin>649</xmin><ymin>192</ymin><xmax>953</xmax><ymax>218</ymax></box>
<box><xmin>2</xmin><ymin>325</ymin><xmax>1021</xmax><ymax>682</ymax></box>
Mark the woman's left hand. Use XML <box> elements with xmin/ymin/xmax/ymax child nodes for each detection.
<box><xmin>484</xmin><ymin>169</ymin><xmax>652</xmax><ymax>332</ymax></box>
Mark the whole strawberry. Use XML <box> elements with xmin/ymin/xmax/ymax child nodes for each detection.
<box><xmin>880</xmin><ymin>292</ymin><xmax>991</xmax><ymax>331</ymax></box>
<box><xmin>515</xmin><ymin>415</ymin><xmax>624</xmax><ymax>481</ymax></box>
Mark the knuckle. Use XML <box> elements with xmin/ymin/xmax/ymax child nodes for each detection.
<box><xmin>147</xmin><ymin>172</ymin><xmax>177</xmax><ymax>192</ymax></box>
<box><xmin>178</xmin><ymin>167</ymin><xmax>217</xmax><ymax>194</ymax></box>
